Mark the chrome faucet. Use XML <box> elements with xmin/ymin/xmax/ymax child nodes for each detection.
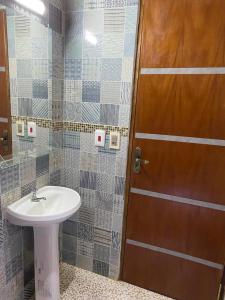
<box><xmin>31</xmin><ymin>188</ymin><xmax>47</xmax><ymax>202</ymax></box>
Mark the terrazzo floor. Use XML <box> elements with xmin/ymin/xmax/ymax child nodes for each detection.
<box><xmin>60</xmin><ymin>263</ymin><xmax>172</xmax><ymax>300</ymax></box>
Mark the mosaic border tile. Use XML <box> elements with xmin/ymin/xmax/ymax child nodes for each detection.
<box><xmin>63</xmin><ymin>121</ymin><xmax>129</xmax><ymax>137</ymax></box>
<box><xmin>11</xmin><ymin>116</ymin><xmax>53</xmax><ymax>128</ymax></box>
<box><xmin>11</xmin><ymin>116</ymin><xmax>129</xmax><ymax>137</ymax></box>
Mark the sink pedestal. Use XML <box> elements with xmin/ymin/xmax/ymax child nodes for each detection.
<box><xmin>34</xmin><ymin>224</ymin><xmax>60</xmax><ymax>300</ymax></box>
<box><xmin>7</xmin><ymin>186</ymin><xmax>81</xmax><ymax>300</ymax></box>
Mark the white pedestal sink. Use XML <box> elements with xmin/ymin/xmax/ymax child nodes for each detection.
<box><xmin>7</xmin><ymin>186</ymin><xmax>81</xmax><ymax>300</ymax></box>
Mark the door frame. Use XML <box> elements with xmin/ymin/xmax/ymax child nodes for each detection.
<box><xmin>119</xmin><ymin>0</ymin><xmax>144</xmax><ymax>279</ymax></box>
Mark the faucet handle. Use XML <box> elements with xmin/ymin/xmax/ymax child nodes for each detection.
<box><xmin>33</xmin><ymin>187</ymin><xmax>37</xmax><ymax>195</ymax></box>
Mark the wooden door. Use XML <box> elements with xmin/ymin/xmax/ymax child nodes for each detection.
<box><xmin>0</xmin><ymin>10</ymin><xmax>12</xmax><ymax>158</ymax></box>
<box><xmin>122</xmin><ymin>1</ymin><xmax>225</xmax><ymax>299</ymax></box>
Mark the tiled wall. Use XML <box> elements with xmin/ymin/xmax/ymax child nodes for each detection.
<box><xmin>61</xmin><ymin>0</ymin><xmax>139</xmax><ymax>279</ymax></box>
<box><xmin>0</xmin><ymin>0</ymin><xmax>64</xmax><ymax>299</ymax></box>
<box><xmin>0</xmin><ymin>1</ymin><xmax>139</xmax><ymax>298</ymax></box>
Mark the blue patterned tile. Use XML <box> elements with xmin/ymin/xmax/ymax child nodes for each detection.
<box><xmin>33</xmin><ymin>99</ymin><xmax>49</xmax><ymax>118</ymax></box>
<box><xmin>101</xmin><ymin>81</ymin><xmax>121</xmax><ymax>104</ymax></box>
<box><xmin>84</xmin><ymin>0</ymin><xmax>105</xmax><ymax>9</ymax></box>
<box><xmin>77</xmin><ymin>239</ymin><xmax>93</xmax><ymax>258</ymax></box>
<box><xmin>15</xmin><ymin>15</ymin><xmax>31</xmax><ymax>38</ymax></box>
<box><xmin>0</xmin><ymin>220</ymin><xmax>4</xmax><ymax>248</ymax></box>
<box><xmin>120</xmin><ymin>82</ymin><xmax>132</xmax><ymax>104</ymax></box>
<box><xmin>82</xmin><ymin>58</ymin><xmax>101</xmax><ymax>81</ymax></box>
<box><xmin>79</xmin><ymin>188</ymin><xmax>97</xmax><ymax>208</ymax></box>
<box><xmin>104</xmin><ymin>0</ymin><xmax>126</xmax><ymax>7</ymax></box>
<box><xmin>103</xmin><ymin>33</ymin><xmax>124</xmax><ymax>58</ymax></box>
<box><xmin>76</xmin><ymin>254</ymin><xmax>93</xmax><ymax>271</ymax></box>
<box><xmin>94</xmin><ymin>227</ymin><xmax>112</xmax><ymax>246</ymax></box>
<box><xmin>32</xmin><ymin>38</ymin><xmax>48</xmax><ymax>59</ymax></box>
<box><xmin>0</xmin><ymin>165</ymin><xmax>19</xmax><ymax>194</ymax></box>
<box><xmin>63</xmin><ymin>220</ymin><xmax>78</xmax><ymax>236</ymax></box>
<box><xmin>63</xmin><ymin>132</ymin><xmax>81</xmax><ymax>149</ymax></box>
<box><xmin>112</xmin><ymin>231</ymin><xmax>121</xmax><ymax>250</ymax></box>
<box><xmin>80</xmin><ymin>171</ymin><xmax>97</xmax><ymax>190</ymax></box>
<box><xmin>65</xmin><ymin>59</ymin><xmax>82</xmax><ymax>80</ymax></box>
<box><xmin>81</xmin><ymin>103</ymin><xmax>100</xmax><ymax>124</ymax></box>
<box><xmin>115</xmin><ymin>176</ymin><xmax>125</xmax><ymax>195</ymax></box>
<box><xmin>64</xmin><ymin>102</ymin><xmax>81</xmax><ymax>121</ymax></box>
<box><xmin>97</xmin><ymin>153</ymin><xmax>116</xmax><ymax>174</ymax></box>
<box><xmin>96</xmin><ymin>192</ymin><xmax>113</xmax><ymax>212</ymax></box>
<box><xmin>100</xmin><ymin>104</ymin><xmax>119</xmax><ymax>126</ymax></box>
<box><xmin>36</xmin><ymin>154</ymin><xmax>49</xmax><ymax>177</ymax></box>
<box><xmin>8</xmin><ymin>38</ymin><xmax>15</xmax><ymax>58</ymax></box>
<box><xmin>93</xmin><ymin>259</ymin><xmax>109</xmax><ymax>277</ymax></box>
<box><xmin>32</xmin><ymin>80</ymin><xmax>48</xmax><ymax>99</ymax></box>
<box><xmin>18</xmin><ymin>98</ymin><xmax>33</xmax><ymax>117</ymax></box>
<box><xmin>7</xmin><ymin>17</ymin><xmax>15</xmax><ymax>37</ymax></box>
<box><xmin>61</xmin><ymin>168</ymin><xmax>79</xmax><ymax>190</ymax></box>
<box><xmin>83</xmin><ymin>34</ymin><xmax>103</xmax><ymax>58</ymax></box>
<box><xmin>17</xmin><ymin>59</ymin><xmax>32</xmax><ymax>78</ymax></box>
<box><xmin>79</xmin><ymin>206</ymin><xmax>95</xmax><ymax>226</ymax></box>
<box><xmin>124</xmin><ymin>32</ymin><xmax>136</xmax><ymax>57</ymax></box>
<box><xmin>32</xmin><ymin>59</ymin><xmax>49</xmax><ymax>79</ymax></box>
<box><xmin>21</xmin><ymin>182</ymin><xmax>36</xmax><ymax>197</ymax></box>
<box><xmin>82</xmin><ymin>81</ymin><xmax>101</xmax><ymax>103</ymax></box>
<box><xmin>78</xmin><ymin>222</ymin><xmax>94</xmax><ymax>242</ymax></box>
<box><xmin>95</xmin><ymin>208</ymin><xmax>112</xmax><ymax>230</ymax></box>
<box><xmin>119</xmin><ymin>104</ymin><xmax>130</xmax><ymax>127</ymax></box>
<box><xmin>4</xmin><ymin>218</ymin><xmax>21</xmax><ymax>238</ymax></box>
<box><xmin>5</xmin><ymin>254</ymin><xmax>23</xmax><ymax>283</ymax></box>
<box><xmin>17</xmin><ymin>79</ymin><xmax>32</xmax><ymax>98</ymax></box>
<box><xmin>94</xmin><ymin>243</ymin><xmax>110</xmax><ymax>263</ymax></box>
<box><xmin>63</xmin><ymin>233</ymin><xmax>77</xmax><ymax>251</ymax></box>
<box><xmin>84</xmin><ymin>10</ymin><xmax>104</xmax><ymax>34</ymax></box>
<box><xmin>125</xmin><ymin>6</ymin><xmax>138</xmax><ymax>33</ymax></box>
<box><xmin>110</xmin><ymin>247</ymin><xmax>120</xmax><ymax>266</ymax></box>
<box><xmin>101</xmin><ymin>58</ymin><xmax>122</xmax><ymax>81</ymax></box>
<box><xmin>126</xmin><ymin>0</ymin><xmax>139</xmax><ymax>6</ymax></box>
<box><xmin>50</xmin><ymin>170</ymin><xmax>61</xmax><ymax>186</ymax></box>
<box><xmin>104</xmin><ymin>8</ymin><xmax>125</xmax><ymax>33</ymax></box>
<box><xmin>62</xmin><ymin>250</ymin><xmax>77</xmax><ymax>265</ymax></box>
<box><xmin>113</xmin><ymin>195</ymin><xmax>124</xmax><ymax>215</ymax></box>
<box><xmin>97</xmin><ymin>174</ymin><xmax>115</xmax><ymax>194</ymax></box>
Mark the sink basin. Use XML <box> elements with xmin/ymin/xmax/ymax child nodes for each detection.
<box><xmin>7</xmin><ymin>186</ymin><xmax>81</xmax><ymax>300</ymax></box>
<box><xmin>7</xmin><ymin>186</ymin><xmax>81</xmax><ymax>226</ymax></box>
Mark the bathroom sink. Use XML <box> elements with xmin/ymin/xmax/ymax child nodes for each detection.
<box><xmin>7</xmin><ymin>186</ymin><xmax>81</xmax><ymax>300</ymax></box>
<box><xmin>7</xmin><ymin>186</ymin><xmax>81</xmax><ymax>227</ymax></box>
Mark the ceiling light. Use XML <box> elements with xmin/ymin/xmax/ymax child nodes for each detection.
<box><xmin>15</xmin><ymin>0</ymin><xmax>46</xmax><ymax>16</ymax></box>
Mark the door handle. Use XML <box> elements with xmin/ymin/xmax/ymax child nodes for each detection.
<box><xmin>0</xmin><ymin>129</ymin><xmax>8</xmax><ymax>144</ymax></box>
<box><xmin>133</xmin><ymin>147</ymin><xmax>149</xmax><ymax>174</ymax></box>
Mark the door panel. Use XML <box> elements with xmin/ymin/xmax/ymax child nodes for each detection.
<box><xmin>127</xmin><ymin>193</ymin><xmax>225</xmax><ymax>264</ymax></box>
<box><xmin>122</xmin><ymin>0</ymin><xmax>225</xmax><ymax>299</ymax></box>
<box><xmin>131</xmin><ymin>140</ymin><xmax>225</xmax><ymax>205</ymax></box>
<box><xmin>140</xmin><ymin>0</ymin><xmax>225</xmax><ymax>68</ymax></box>
<box><xmin>123</xmin><ymin>244</ymin><xmax>222</xmax><ymax>300</ymax></box>
<box><xmin>135</xmin><ymin>75</ymin><xmax>225</xmax><ymax>139</ymax></box>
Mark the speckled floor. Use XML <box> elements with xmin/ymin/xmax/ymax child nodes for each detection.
<box><xmin>60</xmin><ymin>263</ymin><xmax>172</xmax><ymax>300</ymax></box>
